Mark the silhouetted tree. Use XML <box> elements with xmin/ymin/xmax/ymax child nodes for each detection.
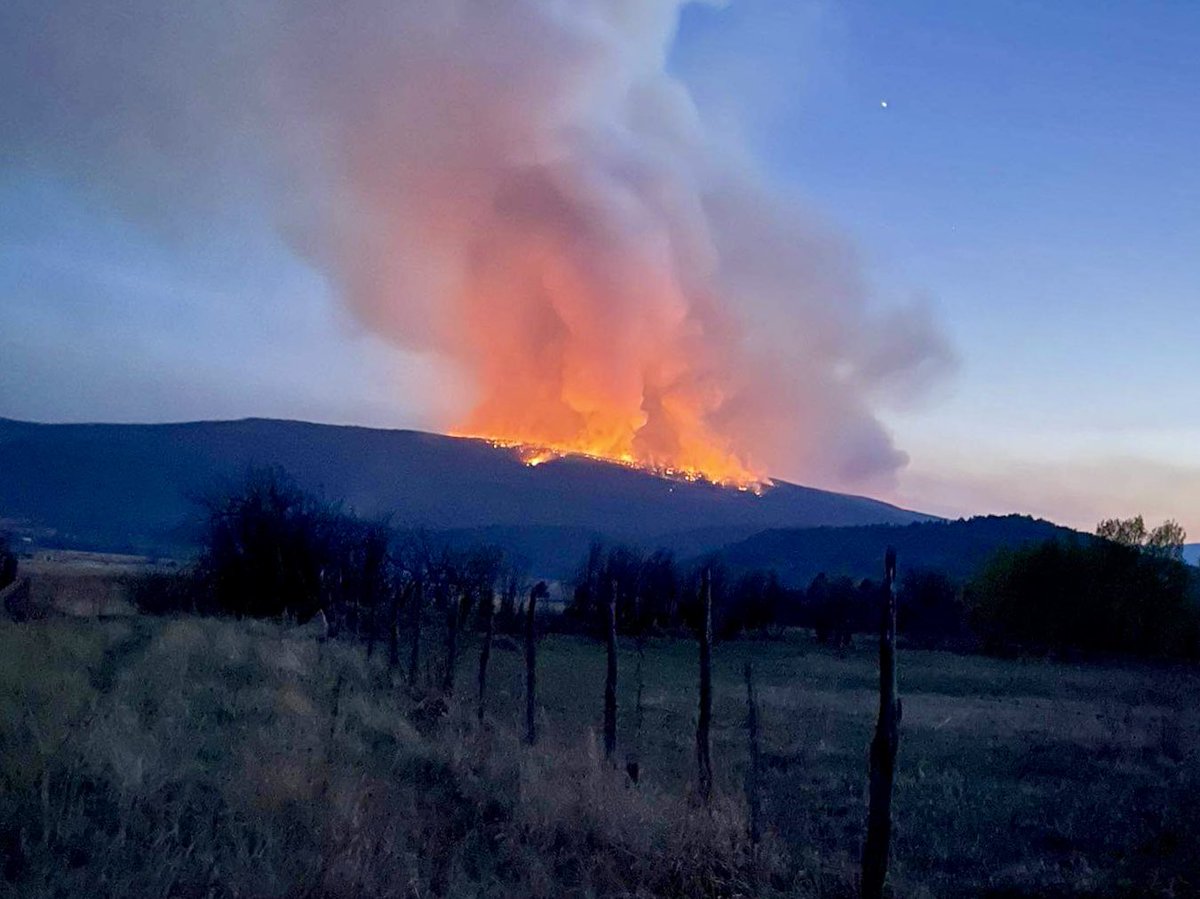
<box><xmin>569</xmin><ymin>543</ymin><xmax>683</xmax><ymax>636</ymax></box>
<box><xmin>809</xmin><ymin>574</ymin><xmax>864</xmax><ymax>648</ymax></box>
<box><xmin>1097</xmin><ymin>515</ymin><xmax>1187</xmax><ymax>562</ymax></box>
<box><xmin>194</xmin><ymin>468</ymin><xmax>393</xmax><ymax>624</ymax></box>
<box><xmin>568</xmin><ymin>541</ymin><xmax>607</xmax><ymax>630</ymax></box>
<box><xmin>1096</xmin><ymin>515</ymin><xmax>1148</xmax><ymax>547</ymax></box>
<box><xmin>898</xmin><ymin>569</ymin><xmax>967</xmax><ymax>648</ymax></box>
<box><xmin>497</xmin><ymin>567</ymin><xmax>522</xmax><ymax>634</ymax></box>
<box><xmin>639</xmin><ymin>548</ymin><xmax>680</xmax><ymax>631</ymax></box>
<box><xmin>1147</xmin><ymin>520</ymin><xmax>1188</xmax><ymax>562</ymax></box>
<box><xmin>719</xmin><ymin>570</ymin><xmax>788</xmax><ymax>638</ymax></box>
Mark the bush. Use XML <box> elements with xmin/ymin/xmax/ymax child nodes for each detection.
<box><xmin>0</xmin><ymin>534</ymin><xmax>16</xmax><ymax>592</ymax></box>
<box><xmin>194</xmin><ymin>467</ymin><xmax>394</xmax><ymax>624</ymax></box>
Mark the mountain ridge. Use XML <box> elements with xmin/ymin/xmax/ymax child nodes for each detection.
<box><xmin>713</xmin><ymin>514</ymin><xmax>1089</xmax><ymax>586</ymax></box>
<box><xmin>0</xmin><ymin>417</ymin><xmax>932</xmax><ymax>561</ymax></box>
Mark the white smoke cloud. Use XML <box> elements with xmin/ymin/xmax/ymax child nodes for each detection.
<box><xmin>0</xmin><ymin>0</ymin><xmax>953</xmax><ymax>488</ymax></box>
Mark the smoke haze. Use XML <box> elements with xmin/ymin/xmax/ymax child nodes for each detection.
<box><xmin>1</xmin><ymin>0</ymin><xmax>952</xmax><ymax>488</ymax></box>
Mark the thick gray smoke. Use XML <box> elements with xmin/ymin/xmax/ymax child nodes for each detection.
<box><xmin>1</xmin><ymin>0</ymin><xmax>953</xmax><ymax>488</ymax></box>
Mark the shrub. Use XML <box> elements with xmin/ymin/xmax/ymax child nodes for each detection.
<box><xmin>194</xmin><ymin>467</ymin><xmax>394</xmax><ymax>623</ymax></box>
<box><xmin>0</xmin><ymin>534</ymin><xmax>16</xmax><ymax>592</ymax></box>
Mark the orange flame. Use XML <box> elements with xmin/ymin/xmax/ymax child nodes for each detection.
<box><xmin>454</xmin><ymin>426</ymin><xmax>770</xmax><ymax>493</ymax></box>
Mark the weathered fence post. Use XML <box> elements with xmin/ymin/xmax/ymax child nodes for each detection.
<box><xmin>321</xmin><ymin>669</ymin><xmax>346</xmax><ymax>799</ymax></box>
<box><xmin>862</xmin><ymin>547</ymin><xmax>900</xmax><ymax>899</ymax></box>
<box><xmin>604</xmin><ymin>579</ymin><xmax>619</xmax><ymax>763</ymax></box>
<box><xmin>525</xmin><ymin>581</ymin><xmax>546</xmax><ymax>745</ymax></box>
<box><xmin>388</xmin><ymin>583</ymin><xmax>404</xmax><ymax>671</ymax></box>
<box><xmin>364</xmin><ymin>599</ymin><xmax>375</xmax><ymax>658</ymax></box>
<box><xmin>627</xmin><ymin>635</ymin><xmax>645</xmax><ymax>784</ymax></box>
<box><xmin>696</xmin><ymin>567</ymin><xmax>714</xmax><ymax>803</ymax></box>
<box><xmin>744</xmin><ymin>661</ymin><xmax>763</xmax><ymax>850</ymax></box>
<box><xmin>443</xmin><ymin>591</ymin><xmax>463</xmax><ymax>695</ymax></box>
<box><xmin>408</xmin><ymin>580</ymin><xmax>423</xmax><ymax>689</ymax></box>
<box><xmin>477</xmin><ymin>585</ymin><xmax>494</xmax><ymax>723</ymax></box>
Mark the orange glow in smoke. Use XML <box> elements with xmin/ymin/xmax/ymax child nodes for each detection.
<box><xmin>434</xmin><ymin>161</ymin><xmax>775</xmax><ymax>493</ymax></box>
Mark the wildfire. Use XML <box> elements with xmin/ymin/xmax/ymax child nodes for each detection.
<box><xmin>460</xmin><ymin>433</ymin><xmax>772</xmax><ymax>494</ymax></box>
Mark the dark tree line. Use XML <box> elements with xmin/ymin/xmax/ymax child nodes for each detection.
<box><xmin>130</xmin><ymin>472</ymin><xmax>1199</xmax><ymax>664</ymax></box>
<box><xmin>563</xmin><ymin>540</ymin><xmax>968</xmax><ymax>649</ymax></box>
<box><xmin>968</xmin><ymin>537</ymin><xmax>1199</xmax><ymax>658</ymax></box>
<box><xmin>565</xmin><ymin>535</ymin><xmax>1200</xmax><ymax>660</ymax></box>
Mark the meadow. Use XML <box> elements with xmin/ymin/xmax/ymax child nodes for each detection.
<box><xmin>2</xmin><ymin>605</ymin><xmax>1197</xmax><ymax>898</ymax></box>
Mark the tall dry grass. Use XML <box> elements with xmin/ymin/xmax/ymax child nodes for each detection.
<box><xmin>0</xmin><ymin>617</ymin><xmax>795</xmax><ymax>899</ymax></box>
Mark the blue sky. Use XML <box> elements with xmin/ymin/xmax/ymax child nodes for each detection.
<box><xmin>674</xmin><ymin>0</ymin><xmax>1199</xmax><ymax>531</ymax></box>
<box><xmin>2</xmin><ymin>0</ymin><xmax>1197</xmax><ymax>533</ymax></box>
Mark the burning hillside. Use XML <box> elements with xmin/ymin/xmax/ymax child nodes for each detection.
<box><xmin>477</xmin><ymin>437</ymin><xmax>769</xmax><ymax>492</ymax></box>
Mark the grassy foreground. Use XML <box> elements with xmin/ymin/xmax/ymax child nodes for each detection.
<box><xmin>1</xmin><ymin>616</ymin><xmax>1197</xmax><ymax>897</ymax></box>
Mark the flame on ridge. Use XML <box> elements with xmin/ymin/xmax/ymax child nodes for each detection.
<box><xmin>466</xmin><ymin>436</ymin><xmax>773</xmax><ymax>495</ymax></box>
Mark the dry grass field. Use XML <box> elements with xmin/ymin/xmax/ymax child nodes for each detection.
<box><xmin>1</xmin><ymin>609</ymin><xmax>1197</xmax><ymax>898</ymax></box>
<box><xmin>14</xmin><ymin>551</ymin><xmax>159</xmax><ymax>618</ymax></box>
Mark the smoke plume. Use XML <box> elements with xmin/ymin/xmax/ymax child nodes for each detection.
<box><xmin>1</xmin><ymin>0</ymin><xmax>953</xmax><ymax>488</ymax></box>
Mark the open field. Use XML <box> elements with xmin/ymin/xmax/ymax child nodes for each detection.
<box><xmin>1</xmin><ymin>614</ymin><xmax>1197</xmax><ymax>898</ymax></box>
<box><xmin>11</xmin><ymin>551</ymin><xmax>167</xmax><ymax>619</ymax></box>
<box><xmin>493</xmin><ymin>634</ymin><xmax>1200</xmax><ymax>897</ymax></box>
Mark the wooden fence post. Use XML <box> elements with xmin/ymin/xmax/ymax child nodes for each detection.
<box><xmin>604</xmin><ymin>579</ymin><xmax>619</xmax><ymax>763</ymax></box>
<box><xmin>744</xmin><ymin>661</ymin><xmax>763</xmax><ymax>850</ymax></box>
<box><xmin>696</xmin><ymin>567</ymin><xmax>714</xmax><ymax>803</ymax></box>
<box><xmin>443</xmin><ymin>591</ymin><xmax>464</xmax><ymax>695</ymax></box>
<box><xmin>388</xmin><ymin>582</ymin><xmax>403</xmax><ymax>671</ymax></box>
<box><xmin>477</xmin><ymin>586</ymin><xmax>494</xmax><ymax>723</ymax></box>
<box><xmin>627</xmin><ymin>636</ymin><xmax>645</xmax><ymax>784</ymax></box>
<box><xmin>524</xmin><ymin>582</ymin><xmax>546</xmax><ymax>745</ymax></box>
<box><xmin>408</xmin><ymin>580</ymin><xmax>423</xmax><ymax>689</ymax></box>
<box><xmin>862</xmin><ymin>547</ymin><xmax>900</xmax><ymax>899</ymax></box>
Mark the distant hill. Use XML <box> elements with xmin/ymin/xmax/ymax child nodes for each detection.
<box><xmin>0</xmin><ymin>418</ymin><xmax>931</xmax><ymax>568</ymax></box>
<box><xmin>1185</xmin><ymin>544</ymin><xmax>1200</xmax><ymax>567</ymax></box>
<box><xmin>715</xmin><ymin>515</ymin><xmax>1089</xmax><ymax>586</ymax></box>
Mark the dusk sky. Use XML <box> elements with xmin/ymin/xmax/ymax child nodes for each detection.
<box><xmin>2</xmin><ymin>0</ymin><xmax>1197</xmax><ymax>534</ymax></box>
